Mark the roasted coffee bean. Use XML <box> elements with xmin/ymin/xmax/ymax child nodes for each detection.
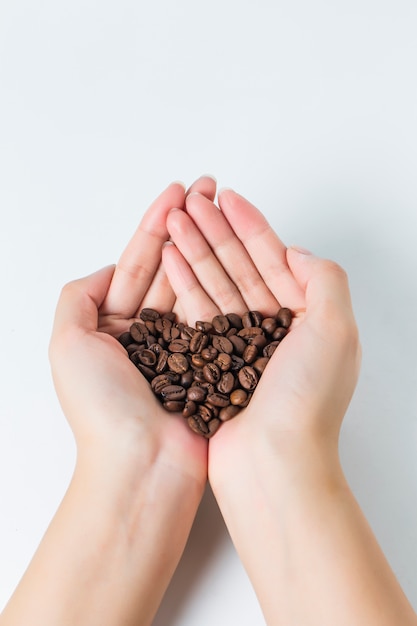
<box><xmin>137</xmin><ymin>364</ymin><xmax>156</xmax><ymax>381</ymax></box>
<box><xmin>155</xmin><ymin>349</ymin><xmax>169</xmax><ymax>373</ymax></box>
<box><xmin>261</xmin><ymin>317</ymin><xmax>277</xmax><ymax>335</ymax></box>
<box><xmin>243</xmin><ymin>344</ymin><xmax>258</xmax><ymax>364</ymax></box>
<box><xmin>206</xmin><ymin>392</ymin><xmax>230</xmax><ymax>408</ymax></box>
<box><xmin>212</xmin><ymin>314</ymin><xmax>230</xmax><ymax>334</ymax></box>
<box><xmin>242</xmin><ymin>310</ymin><xmax>263</xmax><ymax>327</ymax></box>
<box><xmin>249</xmin><ymin>334</ymin><xmax>268</xmax><ymax>351</ymax></box>
<box><xmin>253</xmin><ymin>356</ymin><xmax>269</xmax><ymax>375</ymax></box>
<box><xmin>276</xmin><ymin>307</ymin><xmax>293</xmax><ymax>329</ymax></box>
<box><xmin>155</xmin><ymin>317</ymin><xmax>172</xmax><ymax>333</ymax></box>
<box><xmin>140</xmin><ymin>308</ymin><xmax>160</xmax><ymax>322</ymax></box>
<box><xmin>228</xmin><ymin>334</ymin><xmax>246</xmax><ymax>355</ymax></box>
<box><xmin>130</xmin><ymin>322</ymin><xmax>148</xmax><ymax>343</ymax></box>
<box><xmin>163</xmin><ymin>400</ymin><xmax>185</xmax><ymax>412</ymax></box>
<box><xmin>215</xmin><ymin>353</ymin><xmax>232</xmax><ymax>371</ymax></box>
<box><xmin>230</xmin><ymin>355</ymin><xmax>245</xmax><ymax>371</ymax></box>
<box><xmin>168</xmin><ymin>338</ymin><xmax>189</xmax><ymax>353</ymax></box>
<box><xmin>189</xmin><ymin>331</ymin><xmax>209</xmax><ymax>353</ymax></box>
<box><xmin>196</xmin><ymin>321</ymin><xmax>213</xmax><ymax>333</ymax></box>
<box><xmin>181</xmin><ymin>325</ymin><xmax>197</xmax><ymax>340</ymax></box>
<box><xmin>263</xmin><ymin>341</ymin><xmax>280</xmax><ymax>357</ymax></box>
<box><xmin>217</xmin><ymin>371</ymin><xmax>235</xmax><ymax>394</ymax></box>
<box><xmin>151</xmin><ymin>373</ymin><xmax>179</xmax><ymax>394</ymax></box>
<box><xmin>203</xmin><ymin>362</ymin><xmax>221</xmax><ymax>384</ymax></box>
<box><xmin>119</xmin><ymin>331</ymin><xmax>133</xmax><ymax>348</ymax></box>
<box><xmin>212</xmin><ymin>335</ymin><xmax>233</xmax><ymax>354</ymax></box>
<box><xmin>168</xmin><ymin>353</ymin><xmax>189</xmax><ymax>374</ymax></box>
<box><xmin>219</xmin><ymin>404</ymin><xmax>241</xmax><ymax>421</ymax></box>
<box><xmin>163</xmin><ymin>325</ymin><xmax>180</xmax><ymax>343</ymax></box>
<box><xmin>191</xmin><ymin>354</ymin><xmax>205</xmax><ymax>368</ymax></box>
<box><xmin>272</xmin><ymin>327</ymin><xmax>289</xmax><ymax>341</ymax></box>
<box><xmin>201</xmin><ymin>346</ymin><xmax>218</xmax><ymax>361</ymax></box>
<box><xmin>180</xmin><ymin>370</ymin><xmax>194</xmax><ymax>388</ymax></box>
<box><xmin>206</xmin><ymin>418</ymin><xmax>221</xmax><ymax>437</ymax></box>
<box><xmin>197</xmin><ymin>404</ymin><xmax>215</xmax><ymax>422</ymax></box>
<box><xmin>130</xmin><ymin>349</ymin><xmax>145</xmax><ymax>366</ymax></box>
<box><xmin>160</xmin><ymin>385</ymin><xmax>186</xmax><ymax>401</ymax></box>
<box><xmin>238</xmin><ymin>366</ymin><xmax>258</xmax><ymax>391</ymax></box>
<box><xmin>126</xmin><ymin>343</ymin><xmax>144</xmax><ymax>356</ymax></box>
<box><xmin>138</xmin><ymin>349</ymin><xmax>157</xmax><ymax>366</ymax></box>
<box><xmin>226</xmin><ymin>312</ymin><xmax>243</xmax><ymax>330</ymax></box>
<box><xmin>187</xmin><ymin>386</ymin><xmax>207</xmax><ymax>403</ymax></box>
<box><xmin>188</xmin><ymin>414</ymin><xmax>209</xmax><ymax>436</ymax></box>
<box><xmin>182</xmin><ymin>400</ymin><xmax>197</xmax><ymax>417</ymax></box>
<box><xmin>230</xmin><ymin>389</ymin><xmax>248</xmax><ymax>406</ymax></box>
<box><xmin>238</xmin><ymin>326</ymin><xmax>264</xmax><ymax>339</ymax></box>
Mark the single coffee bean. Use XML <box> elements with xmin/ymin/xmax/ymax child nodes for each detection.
<box><xmin>138</xmin><ymin>349</ymin><xmax>157</xmax><ymax>366</ymax></box>
<box><xmin>212</xmin><ymin>335</ymin><xmax>234</xmax><ymax>354</ymax></box>
<box><xmin>228</xmin><ymin>334</ymin><xmax>246</xmax><ymax>355</ymax></box>
<box><xmin>160</xmin><ymin>385</ymin><xmax>187</xmax><ymax>401</ymax></box>
<box><xmin>219</xmin><ymin>404</ymin><xmax>241</xmax><ymax>421</ymax></box>
<box><xmin>191</xmin><ymin>353</ymin><xmax>205</xmax><ymax>368</ymax></box>
<box><xmin>243</xmin><ymin>344</ymin><xmax>258</xmax><ymax>364</ymax></box>
<box><xmin>215</xmin><ymin>352</ymin><xmax>232</xmax><ymax>371</ymax></box>
<box><xmin>196</xmin><ymin>403</ymin><xmax>214</xmax><ymax>422</ymax></box>
<box><xmin>188</xmin><ymin>414</ymin><xmax>209</xmax><ymax>436</ymax></box>
<box><xmin>212</xmin><ymin>314</ymin><xmax>230</xmax><ymax>334</ymax></box>
<box><xmin>140</xmin><ymin>308</ymin><xmax>160</xmax><ymax>322</ymax></box>
<box><xmin>181</xmin><ymin>370</ymin><xmax>194</xmax><ymax>388</ymax></box>
<box><xmin>272</xmin><ymin>327</ymin><xmax>289</xmax><ymax>341</ymax></box>
<box><xmin>163</xmin><ymin>325</ymin><xmax>181</xmax><ymax>343</ymax></box>
<box><xmin>187</xmin><ymin>386</ymin><xmax>207</xmax><ymax>403</ymax></box>
<box><xmin>230</xmin><ymin>354</ymin><xmax>245</xmax><ymax>371</ymax></box>
<box><xmin>230</xmin><ymin>388</ymin><xmax>248</xmax><ymax>406</ymax></box>
<box><xmin>238</xmin><ymin>326</ymin><xmax>264</xmax><ymax>339</ymax></box>
<box><xmin>137</xmin><ymin>364</ymin><xmax>156</xmax><ymax>381</ymax></box>
<box><xmin>226</xmin><ymin>312</ymin><xmax>243</xmax><ymax>330</ymax></box>
<box><xmin>163</xmin><ymin>400</ymin><xmax>185</xmax><ymax>412</ymax></box>
<box><xmin>201</xmin><ymin>346</ymin><xmax>218</xmax><ymax>361</ymax></box>
<box><xmin>130</xmin><ymin>349</ymin><xmax>145</xmax><ymax>366</ymax></box>
<box><xmin>253</xmin><ymin>356</ymin><xmax>269</xmax><ymax>375</ymax></box>
<box><xmin>238</xmin><ymin>366</ymin><xmax>258</xmax><ymax>391</ymax></box>
<box><xmin>168</xmin><ymin>353</ymin><xmax>189</xmax><ymax>374</ymax></box>
<box><xmin>217</xmin><ymin>371</ymin><xmax>235</xmax><ymax>394</ymax></box>
<box><xmin>276</xmin><ymin>307</ymin><xmax>293</xmax><ymax>328</ymax></box>
<box><xmin>126</xmin><ymin>343</ymin><xmax>144</xmax><ymax>356</ymax></box>
<box><xmin>151</xmin><ymin>373</ymin><xmax>179</xmax><ymax>394</ymax></box>
<box><xmin>263</xmin><ymin>341</ymin><xmax>280</xmax><ymax>357</ymax></box>
<box><xmin>206</xmin><ymin>392</ymin><xmax>230</xmax><ymax>408</ymax></box>
<box><xmin>155</xmin><ymin>317</ymin><xmax>172</xmax><ymax>333</ymax></box>
<box><xmin>155</xmin><ymin>349</ymin><xmax>169</xmax><ymax>374</ymax></box>
<box><xmin>189</xmin><ymin>331</ymin><xmax>209</xmax><ymax>353</ymax></box>
<box><xmin>182</xmin><ymin>400</ymin><xmax>197</xmax><ymax>418</ymax></box>
<box><xmin>195</xmin><ymin>320</ymin><xmax>213</xmax><ymax>333</ymax></box>
<box><xmin>130</xmin><ymin>322</ymin><xmax>148</xmax><ymax>343</ymax></box>
<box><xmin>206</xmin><ymin>417</ymin><xmax>221</xmax><ymax>438</ymax></box>
<box><xmin>181</xmin><ymin>325</ymin><xmax>197</xmax><ymax>340</ymax></box>
<box><xmin>119</xmin><ymin>331</ymin><xmax>133</xmax><ymax>348</ymax></box>
<box><xmin>261</xmin><ymin>317</ymin><xmax>277</xmax><ymax>335</ymax></box>
<box><xmin>203</xmin><ymin>362</ymin><xmax>221</xmax><ymax>384</ymax></box>
<box><xmin>249</xmin><ymin>334</ymin><xmax>268</xmax><ymax>351</ymax></box>
<box><xmin>242</xmin><ymin>310</ymin><xmax>263</xmax><ymax>327</ymax></box>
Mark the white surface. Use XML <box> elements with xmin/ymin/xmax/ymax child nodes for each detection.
<box><xmin>1</xmin><ymin>1</ymin><xmax>417</xmax><ymax>623</ymax></box>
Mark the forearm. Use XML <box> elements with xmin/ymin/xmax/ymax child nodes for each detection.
<box><xmin>1</xmin><ymin>442</ymin><xmax>205</xmax><ymax>626</ymax></box>
<box><xmin>211</xmin><ymin>437</ymin><xmax>417</xmax><ymax>626</ymax></box>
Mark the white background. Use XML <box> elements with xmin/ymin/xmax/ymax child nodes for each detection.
<box><xmin>1</xmin><ymin>1</ymin><xmax>417</xmax><ymax>623</ymax></box>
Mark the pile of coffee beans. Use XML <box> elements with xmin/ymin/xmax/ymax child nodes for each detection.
<box><xmin>118</xmin><ymin>307</ymin><xmax>293</xmax><ymax>438</ymax></box>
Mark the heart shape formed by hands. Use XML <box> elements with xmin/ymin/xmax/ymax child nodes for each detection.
<box><xmin>118</xmin><ymin>307</ymin><xmax>293</xmax><ymax>437</ymax></box>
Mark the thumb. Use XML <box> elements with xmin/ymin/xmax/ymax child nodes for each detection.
<box><xmin>286</xmin><ymin>247</ymin><xmax>355</xmax><ymax>325</ymax></box>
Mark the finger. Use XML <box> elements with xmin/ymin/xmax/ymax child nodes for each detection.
<box><xmin>186</xmin><ymin>174</ymin><xmax>217</xmax><ymax>201</ymax></box>
<box><xmin>101</xmin><ymin>182</ymin><xmax>186</xmax><ymax>317</ymax></box>
<box><xmin>166</xmin><ymin>207</ymin><xmax>247</xmax><ymax>314</ymax></box>
<box><xmin>185</xmin><ymin>192</ymin><xmax>279</xmax><ymax>313</ymax></box>
<box><xmin>162</xmin><ymin>242</ymin><xmax>222</xmax><ymax>326</ymax></box>
<box><xmin>51</xmin><ymin>265</ymin><xmax>115</xmax><ymax>341</ymax></box>
<box><xmin>218</xmin><ymin>189</ymin><xmax>305</xmax><ymax>309</ymax></box>
<box><xmin>135</xmin><ymin>262</ymin><xmax>176</xmax><ymax>316</ymax></box>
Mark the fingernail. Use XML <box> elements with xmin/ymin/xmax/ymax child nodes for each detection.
<box><xmin>217</xmin><ymin>186</ymin><xmax>234</xmax><ymax>196</ymax></box>
<box><xmin>289</xmin><ymin>245</ymin><xmax>313</xmax><ymax>255</ymax></box>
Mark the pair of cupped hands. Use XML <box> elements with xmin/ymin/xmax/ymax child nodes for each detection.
<box><xmin>49</xmin><ymin>175</ymin><xmax>361</xmax><ymax>494</ymax></box>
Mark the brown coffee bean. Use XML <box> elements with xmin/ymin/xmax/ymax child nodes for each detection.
<box><xmin>212</xmin><ymin>314</ymin><xmax>230</xmax><ymax>334</ymax></box>
<box><xmin>230</xmin><ymin>355</ymin><xmax>245</xmax><ymax>371</ymax></box>
<box><xmin>212</xmin><ymin>335</ymin><xmax>234</xmax><ymax>354</ymax></box>
<box><xmin>195</xmin><ymin>320</ymin><xmax>213</xmax><ymax>333</ymax></box>
<box><xmin>168</xmin><ymin>338</ymin><xmax>189</xmax><ymax>353</ymax></box>
<box><xmin>181</xmin><ymin>370</ymin><xmax>194</xmax><ymax>388</ymax></box>
<box><xmin>187</xmin><ymin>386</ymin><xmax>207</xmax><ymax>403</ymax></box>
<box><xmin>272</xmin><ymin>327</ymin><xmax>289</xmax><ymax>341</ymax></box>
<box><xmin>228</xmin><ymin>334</ymin><xmax>246</xmax><ymax>355</ymax></box>
<box><xmin>155</xmin><ymin>349</ymin><xmax>169</xmax><ymax>373</ymax></box>
<box><xmin>253</xmin><ymin>356</ymin><xmax>269</xmax><ymax>375</ymax></box>
<box><xmin>127</xmin><ymin>343</ymin><xmax>145</xmax><ymax>357</ymax></box>
<box><xmin>188</xmin><ymin>414</ymin><xmax>209</xmax><ymax>435</ymax></box>
<box><xmin>215</xmin><ymin>353</ymin><xmax>232</xmax><ymax>371</ymax></box>
<box><xmin>226</xmin><ymin>312</ymin><xmax>243</xmax><ymax>330</ymax></box>
<box><xmin>243</xmin><ymin>344</ymin><xmax>258</xmax><ymax>364</ymax></box>
<box><xmin>219</xmin><ymin>404</ymin><xmax>241</xmax><ymax>421</ymax></box>
<box><xmin>182</xmin><ymin>400</ymin><xmax>197</xmax><ymax>417</ymax></box>
<box><xmin>261</xmin><ymin>317</ymin><xmax>277</xmax><ymax>335</ymax></box>
<box><xmin>151</xmin><ymin>373</ymin><xmax>179</xmax><ymax>394</ymax></box>
<box><xmin>168</xmin><ymin>353</ymin><xmax>189</xmax><ymax>374</ymax></box>
<box><xmin>119</xmin><ymin>331</ymin><xmax>133</xmax><ymax>347</ymax></box>
<box><xmin>238</xmin><ymin>366</ymin><xmax>258</xmax><ymax>391</ymax></box>
<box><xmin>137</xmin><ymin>349</ymin><xmax>157</xmax><ymax>366</ymax></box>
<box><xmin>206</xmin><ymin>392</ymin><xmax>230</xmax><ymax>408</ymax></box>
<box><xmin>160</xmin><ymin>385</ymin><xmax>186</xmax><ymax>401</ymax></box>
<box><xmin>238</xmin><ymin>326</ymin><xmax>263</xmax><ymax>339</ymax></box>
<box><xmin>263</xmin><ymin>341</ymin><xmax>280</xmax><ymax>357</ymax></box>
<box><xmin>217</xmin><ymin>371</ymin><xmax>235</xmax><ymax>394</ymax></box>
<box><xmin>276</xmin><ymin>307</ymin><xmax>293</xmax><ymax>328</ymax></box>
<box><xmin>205</xmin><ymin>417</ymin><xmax>221</xmax><ymax>438</ymax></box>
<box><xmin>191</xmin><ymin>354</ymin><xmax>205</xmax><ymax>368</ymax></box>
<box><xmin>155</xmin><ymin>317</ymin><xmax>172</xmax><ymax>333</ymax></box>
<box><xmin>137</xmin><ymin>364</ymin><xmax>156</xmax><ymax>380</ymax></box>
<box><xmin>140</xmin><ymin>308</ymin><xmax>160</xmax><ymax>322</ymax></box>
<box><xmin>203</xmin><ymin>362</ymin><xmax>221</xmax><ymax>384</ymax></box>
<box><xmin>163</xmin><ymin>400</ymin><xmax>185</xmax><ymax>412</ymax></box>
<box><xmin>197</xmin><ymin>404</ymin><xmax>214</xmax><ymax>422</ymax></box>
<box><xmin>242</xmin><ymin>310</ymin><xmax>263</xmax><ymax>327</ymax></box>
<box><xmin>230</xmin><ymin>388</ymin><xmax>248</xmax><ymax>406</ymax></box>
<box><xmin>201</xmin><ymin>346</ymin><xmax>218</xmax><ymax>361</ymax></box>
<box><xmin>249</xmin><ymin>334</ymin><xmax>268</xmax><ymax>351</ymax></box>
<box><xmin>189</xmin><ymin>331</ymin><xmax>209</xmax><ymax>353</ymax></box>
<box><xmin>130</xmin><ymin>322</ymin><xmax>148</xmax><ymax>343</ymax></box>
